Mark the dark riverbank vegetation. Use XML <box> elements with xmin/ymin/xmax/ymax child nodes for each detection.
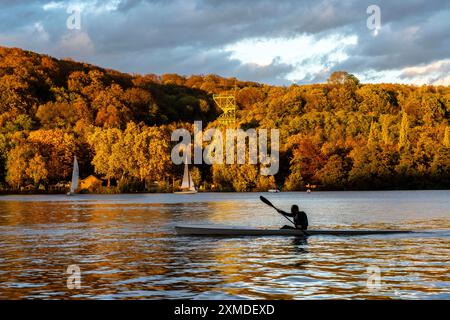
<box><xmin>0</xmin><ymin>46</ymin><xmax>449</xmax><ymax>193</ymax></box>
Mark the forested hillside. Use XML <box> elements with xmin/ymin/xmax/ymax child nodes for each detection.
<box><xmin>0</xmin><ymin>46</ymin><xmax>449</xmax><ymax>192</ymax></box>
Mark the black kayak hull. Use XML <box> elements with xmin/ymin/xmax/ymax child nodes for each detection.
<box><xmin>175</xmin><ymin>226</ymin><xmax>413</xmax><ymax>237</ymax></box>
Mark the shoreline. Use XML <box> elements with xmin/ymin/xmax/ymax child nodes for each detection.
<box><xmin>1</xmin><ymin>188</ymin><xmax>449</xmax><ymax>196</ymax></box>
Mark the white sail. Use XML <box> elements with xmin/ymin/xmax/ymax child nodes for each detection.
<box><xmin>180</xmin><ymin>161</ymin><xmax>190</xmax><ymax>189</ymax></box>
<box><xmin>188</xmin><ymin>172</ymin><xmax>196</xmax><ymax>191</ymax></box>
<box><xmin>70</xmin><ymin>156</ymin><xmax>79</xmax><ymax>194</ymax></box>
<box><xmin>180</xmin><ymin>152</ymin><xmax>196</xmax><ymax>191</ymax></box>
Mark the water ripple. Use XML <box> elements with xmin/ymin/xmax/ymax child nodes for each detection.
<box><xmin>0</xmin><ymin>191</ymin><xmax>449</xmax><ymax>299</ymax></box>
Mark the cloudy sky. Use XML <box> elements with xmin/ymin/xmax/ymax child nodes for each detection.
<box><xmin>1</xmin><ymin>0</ymin><xmax>450</xmax><ymax>85</ymax></box>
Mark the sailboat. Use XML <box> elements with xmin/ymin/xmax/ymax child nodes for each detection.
<box><xmin>175</xmin><ymin>155</ymin><xmax>197</xmax><ymax>194</ymax></box>
<box><xmin>67</xmin><ymin>156</ymin><xmax>79</xmax><ymax>196</ymax></box>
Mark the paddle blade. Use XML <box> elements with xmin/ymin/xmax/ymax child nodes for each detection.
<box><xmin>260</xmin><ymin>196</ymin><xmax>275</xmax><ymax>208</ymax></box>
<box><xmin>260</xmin><ymin>196</ymin><xmax>294</xmax><ymax>226</ymax></box>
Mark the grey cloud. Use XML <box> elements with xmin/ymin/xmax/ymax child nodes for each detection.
<box><xmin>327</xmin><ymin>1</ymin><xmax>450</xmax><ymax>78</ymax></box>
<box><xmin>93</xmin><ymin>46</ymin><xmax>293</xmax><ymax>85</ymax></box>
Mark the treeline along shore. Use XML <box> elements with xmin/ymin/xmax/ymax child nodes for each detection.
<box><xmin>0</xmin><ymin>46</ymin><xmax>449</xmax><ymax>194</ymax></box>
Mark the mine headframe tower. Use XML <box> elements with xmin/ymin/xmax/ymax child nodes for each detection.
<box><xmin>213</xmin><ymin>93</ymin><xmax>237</xmax><ymax>127</ymax></box>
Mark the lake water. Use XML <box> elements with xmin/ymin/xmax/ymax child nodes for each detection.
<box><xmin>0</xmin><ymin>191</ymin><xmax>449</xmax><ymax>300</ymax></box>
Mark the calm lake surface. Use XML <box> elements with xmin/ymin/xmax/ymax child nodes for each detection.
<box><xmin>0</xmin><ymin>191</ymin><xmax>449</xmax><ymax>300</ymax></box>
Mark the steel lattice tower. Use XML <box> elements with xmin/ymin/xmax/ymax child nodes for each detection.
<box><xmin>213</xmin><ymin>93</ymin><xmax>236</xmax><ymax>127</ymax></box>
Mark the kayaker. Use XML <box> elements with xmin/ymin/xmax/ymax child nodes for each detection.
<box><xmin>278</xmin><ymin>205</ymin><xmax>308</xmax><ymax>230</ymax></box>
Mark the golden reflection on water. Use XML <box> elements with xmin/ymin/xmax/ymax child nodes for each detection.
<box><xmin>0</xmin><ymin>192</ymin><xmax>449</xmax><ymax>299</ymax></box>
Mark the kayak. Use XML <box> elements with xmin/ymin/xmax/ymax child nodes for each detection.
<box><xmin>175</xmin><ymin>225</ymin><xmax>413</xmax><ymax>237</ymax></box>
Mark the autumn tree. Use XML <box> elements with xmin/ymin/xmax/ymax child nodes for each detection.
<box><xmin>398</xmin><ymin>112</ymin><xmax>410</xmax><ymax>151</ymax></box>
<box><xmin>6</xmin><ymin>144</ymin><xmax>34</xmax><ymax>189</ymax></box>
<box><xmin>315</xmin><ymin>154</ymin><xmax>347</xmax><ymax>189</ymax></box>
<box><xmin>27</xmin><ymin>129</ymin><xmax>76</xmax><ymax>181</ymax></box>
<box><xmin>87</xmin><ymin>127</ymin><xmax>123</xmax><ymax>185</ymax></box>
<box><xmin>327</xmin><ymin>71</ymin><xmax>360</xmax><ymax>87</ymax></box>
<box><xmin>0</xmin><ymin>46</ymin><xmax>449</xmax><ymax>192</ymax></box>
<box><xmin>26</xmin><ymin>154</ymin><xmax>48</xmax><ymax>185</ymax></box>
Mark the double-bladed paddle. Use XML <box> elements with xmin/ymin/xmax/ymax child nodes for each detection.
<box><xmin>259</xmin><ymin>196</ymin><xmax>294</xmax><ymax>226</ymax></box>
